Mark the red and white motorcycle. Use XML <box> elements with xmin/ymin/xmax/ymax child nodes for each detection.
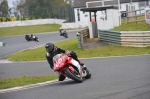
<box><xmin>53</xmin><ymin>53</ymin><xmax>91</xmax><ymax>83</ymax></box>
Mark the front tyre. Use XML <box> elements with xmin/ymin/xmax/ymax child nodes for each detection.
<box><xmin>65</xmin><ymin>68</ymin><xmax>83</xmax><ymax>83</ymax></box>
<box><xmin>85</xmin><ymin>69</ymin><xmax>91</xmax><ymax>79</ymax></box>
<box><xmin>64</xmin><ymin>33</ymin><xmax>68</xmax><ymax>38</ymax></box>
<box><xmin>36</xmin><ymin>39</ymin><xmax>39</xmax><ymax>42</ymax></box>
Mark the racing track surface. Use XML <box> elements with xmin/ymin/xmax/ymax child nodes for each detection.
<box><xmin>0</xmin><ymin>30</ymin><xmax>80</xmax><ymax>59</ymax></box>
<box><xmin>0</xmin><ymin>55</ymin><xmax>150</xmax><ymax>99</ymax></box>
<box><xmin>0</xmin><ymin>30</ymin><xmax>150</xmax><ymax>99</ymax></box>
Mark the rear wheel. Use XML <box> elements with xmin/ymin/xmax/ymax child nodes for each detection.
<box><xmin>65</xmin><ymin>68</ymin><xmax>83</xmax><ymax>83</ymax></box>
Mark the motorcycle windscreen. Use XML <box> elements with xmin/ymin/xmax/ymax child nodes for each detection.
<box><xmin>53</xmin><ymin>54</ymin><xmax>61</xmax><ymax>63</ymax></box>
<box><xmin>61</xmin><ymin>30</ymin><xmax>65</xmax><ymax>33</ymax></box>
<box><xmin>53</xmin><ymin>54</ymin><xmax>67</xmax><ymax>70</ymax></box>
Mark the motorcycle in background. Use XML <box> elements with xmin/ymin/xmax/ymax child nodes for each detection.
<box><xmin>53</xmin><ymin>53</ymin><xmax>91</xmax><ymax>83</ymax></box>
<box><xmin>25</xmin><ymin>34</ymin><xmax>39</xmax><ymax>42</ymax></box>
<box><xmin>60</xmin><ymin>29</ymin><xmax>68</xmax><ymax>38</ymax></box>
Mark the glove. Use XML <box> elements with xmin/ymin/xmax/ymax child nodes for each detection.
<box><xmin>50</xmin><ymin>65</ymin><xmax>53</xmax><ymax>69</ymax></box>
<box><xmin>65</xmin><ymin>51</ymin><xmax>71</xmax><ymax>56</ymax></box>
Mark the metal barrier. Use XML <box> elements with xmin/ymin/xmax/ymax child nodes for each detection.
<box><xmin>99</xmin><ymin>30</ymin><xmax>150</xmax><ymax>47</ymax></box>
<box><xmin>77</xmin><ymin>28</ymin><xmax>89</xmax><ymax>48</ymax></box>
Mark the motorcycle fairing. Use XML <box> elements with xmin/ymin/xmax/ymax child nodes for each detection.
<box><xmin>67</xmin><ymin>57</ymin><xmax>83</xmax><ymax>77</ymax></box>
<box><xmin>53</xmin><ymin>54</ymin><xmax>66</xmax><ymax>71</ymax></box>
<box><xmin>53</xmin><ymin>54</ymin><xmax>83</xmax><ymax>77</ymax></box>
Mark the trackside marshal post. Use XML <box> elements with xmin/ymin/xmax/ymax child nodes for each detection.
<box><xmin>145</xmin><ymin>8</ymin><xmax>150</xmax><ymax>24</ymax></box>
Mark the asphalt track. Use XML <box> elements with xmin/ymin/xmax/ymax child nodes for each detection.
<box><xmin>0</xmin><ymin>30</ymin><xmax>80</xmax><ymax>59</ymax></box>
<box><xmin>0</xmin><ymin>30</ymin><xmax>150</xmax><ymax>99</ymax></box>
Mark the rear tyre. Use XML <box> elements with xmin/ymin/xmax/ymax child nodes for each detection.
<box><xmin>65</xmin><ymin>68</ymin><xmax>83</xmax><ymax>83</ymax></box>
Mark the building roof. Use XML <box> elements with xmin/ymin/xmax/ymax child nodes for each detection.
<box><xmin>80</xmin><ymin>5</ymin><xmax>118</xmax><ymax>12</ymax></box>
<box><xmin>74</xmin><ymin>0</ymin><xmax>149</xmax><ymax>8</ymax></box>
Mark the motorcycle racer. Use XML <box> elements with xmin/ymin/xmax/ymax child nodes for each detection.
<box><xmin>59</xmin><ymin>27</ymin><xmax>64</xmax><ymax>35</ymax></box>
<box><xmin>45</xmin><ymin>41</ymin><xmax>87</xmax><ymax>81</ymax></box>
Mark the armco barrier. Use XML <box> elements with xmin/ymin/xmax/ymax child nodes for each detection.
<box><xmin>99</xmin><ymin>30</ymin><xmax>150</xmax><ymax>47</ymax></box>
<box><xmin>0</xmin><ymin>42</ymin><xmax>5</xmax><ymax>47</ymax></box>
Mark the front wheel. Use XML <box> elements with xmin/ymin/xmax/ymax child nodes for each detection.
<box><xmin>64</xmin><ymin>33</ymin><xmax>68</xmax><ymax>38</ymax></box>
<box><xmin>65</xmin><ymin>68</ymin><xmax>83</xmax><ymax>83</ymax></box>
<box><xmin>36</xmin><ymin>39</ymin><xmax>39</xmax><ymax>42</ymax></box>
<box><xmin>85</xmin><ymin>69</ymin><xmax>91</xmax><ymax>79</ymax></box>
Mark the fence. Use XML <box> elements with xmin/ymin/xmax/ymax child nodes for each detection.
<box><xmin>125</xmin><ymin>5</ymin><xmax>145</xmax><ymax>24</ymax></box>
<box><xmin>77</xmin><ymin>28</ymin><xmax>89</xmax><ymax>48</ymax></box>
<box><xmin>99</xmin><ymin>30</ymin><xmax>150</xmax><ymax>47</ymax></box>
<box><xmin>126</xmin><ymin>9</ymin><xmax>145</xmax><ymax>23</ymax></box>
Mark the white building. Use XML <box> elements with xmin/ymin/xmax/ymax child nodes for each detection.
<box><xmin>71</xmin><ymin>0</ymin><xmax>150</xmax><ymax>30</ymax></box>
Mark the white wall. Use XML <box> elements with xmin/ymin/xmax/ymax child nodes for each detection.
<box><xmin>97</xmin><ymin>9</ymin><xmax>119</xmax><ymax>30</ymax></box>
<box><xmin>74</xmin><ymin>8</ymin><xmax>108</xmax><ymax>23</ymax></box>
<box><xmin>74</xmin><ymin>8</ymin><xmax>89</xmax><ymax>23</ymax></box>
<box><xmin>0</xmin><ymin>19</ymin><xmax>66</xmax><ymax>28</ymax></box>
<box><xmin>73</xmin><ymin>7</ymin><xmax>119</xmax><ymax>30</ymax></box>
<box><xmin>113</xmin><ymin>9</ymin><xmax>120</xmax><ymax>27</ymax></box>
<box><xmin>61</xmin><ymin>22</ymin><xmax>88</xmax><ymax>29</ymax></box>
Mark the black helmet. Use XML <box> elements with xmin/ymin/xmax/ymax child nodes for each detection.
<box><xmin>45</xmin><ymin>41</ymin><xmax>55</xmax><ymax>53</ymax></box>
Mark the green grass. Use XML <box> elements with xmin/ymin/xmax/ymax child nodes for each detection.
<box><xmin>6</xmin><ymin>38</ymin><xmax>150</xmax><ymax>61</ymax></box>
<box><xmin>112</xmin><ymin>19</ymin><xmax>150</xmax><ymax>31</ymax></box>
<box><xmin>0</xmin><ymin>24</ymin><xmax>61</xmax><ymax>37</ymax></box>
<box><xmin>0</xmin><ymin>76</ymin><xmax>57</xmax><ymax>89</ymax></box>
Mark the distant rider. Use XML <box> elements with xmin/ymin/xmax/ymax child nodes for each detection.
<box><xmin>30</xmin><ymin>34</ymin><xmax>36</xmax><ymax>40</ymax></box>
<box><xmin>59</xmin><ymin>28</ymin><xmax>65</xmax><ymax>36</ymax></box>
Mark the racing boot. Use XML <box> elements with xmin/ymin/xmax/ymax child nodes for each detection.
<box><xmin>75</xmin><ymin>58</ymin><xmax>87</xmax><ymax>70</ymax></box>
<box><xmin>79</xmin><ymin>62</ymin><xmax>87</xmax><ymax>70</ymax></box>
<box><xmin>58</xmin><ymin>74</ymin><xmax>66</xmax><ymax>81</ymax></box>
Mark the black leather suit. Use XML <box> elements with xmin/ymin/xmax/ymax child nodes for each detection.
<box><xmin>45</xmin><ymin>46</ymin><xmax>66</xmax><ymax>69</ymax></box>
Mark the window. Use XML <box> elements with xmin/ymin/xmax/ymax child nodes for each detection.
<box><xmin>139</xmin><ymin>1</ymin><xmax>146</xmax><ymax>9</ymax></box>
<box><xmin>77</xmin><ymin>9</ymin><xmax>80</xmax><ymax>21</ymax></box>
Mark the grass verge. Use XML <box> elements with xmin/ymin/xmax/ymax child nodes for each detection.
<box><xmin>0</xmin><ymin>24</ymin><xmax>61</xmax><ymax>37</ymax></box>
<box><xmin>0</xmin><ymin>76</ymin><xmax>57</xmax><ymax>89</ymax></box>
<box><xmin>6</xmin><ymin>38</ymin><xmax>150</xmax><ymax>61</ymax></box>
<box><xmin>112</xmin><ymin>19</ymin><xmax>150</xmax><ymax>31</ymax></box>
<box><xmin>2</xmin><ymin>38</ymin><xmax>150</xmax><ymax>89</ymax></box>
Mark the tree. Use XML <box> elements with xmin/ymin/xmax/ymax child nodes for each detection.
<box><xmin>0</xmin><ymin>0</ymin><xmax>9</xmax><ymax>17</ymax></box>
<box><xmin>11</xmin><ymin>0</ymin><xmax>73</xmax><ymax>20</ymax></box>
<box><xmin>25</xmin><ymin>0</ymin><xmax>71</xmax><ymax>19</ymax></box>
<box><xmin>17</xmin><ymin>0</ymin><xmax>28</xmax><ymax>19</ymax></box>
